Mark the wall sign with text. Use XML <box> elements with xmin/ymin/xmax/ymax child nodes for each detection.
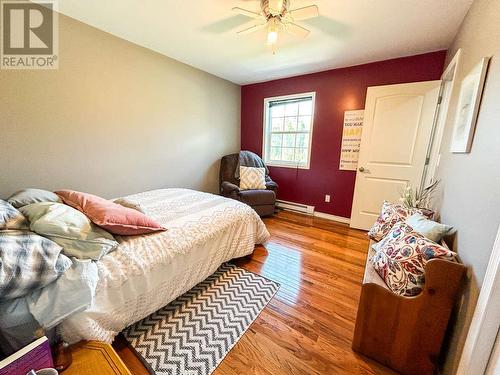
<box><xmin>339</xmin><ymin>110</ymin><xmax>364</xmax><ymax>171</ymax></box>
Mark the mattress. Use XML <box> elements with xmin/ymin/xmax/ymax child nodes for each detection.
<box><xmin>60</xmin><ymin>188</ymin><xmax>269</xmax><ymax>343</ymax></box>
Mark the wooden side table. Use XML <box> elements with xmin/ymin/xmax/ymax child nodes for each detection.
<box><xmin>62</xmin><ymin>341</ymin><xmax>131</xmax><ymax>375</ymax></box>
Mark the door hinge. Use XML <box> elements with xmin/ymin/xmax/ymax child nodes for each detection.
<box><xmin>437</xmin><ymin>96</ymin><xmax>443</xmax><ymax>105</ymax></box>
<box><xmin>425</xmin><ymin>157</ymin><xmax>430</xmax><ymax>165</ymax></box>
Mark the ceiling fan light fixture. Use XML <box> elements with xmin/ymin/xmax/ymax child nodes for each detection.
<box><xmin>267</xmin><ymin>30</ymin><xmax>278</xmax><ymax>45</ymax></box>
<box><xmin>267</xmin><ymin>18</ymin><xmax>279</xmax><ymax>45</ymax></box>
<box><xmin>232</xmin><ymin>0</ymin><xmax>318</xmax><ymax>51</ymax></box>
<box><xmin>268</xmin><ymin>0</ymin><xmax>286</xmax><ymax>16</ymax></box>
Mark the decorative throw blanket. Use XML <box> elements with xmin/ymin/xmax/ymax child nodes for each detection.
<box><xmin>0</xmin><ymin>259</ymin><xmax>98</xmax><ymax>354</ymax></box>
<box><xmin>0</xmin><ymin>230</ymin><xmax>72</xmax><ymax>300</ymax></box>
<box><xmin>235</xmin><ymin>150</ymin><xmax>269</xmax><ymax>180</ymax></box>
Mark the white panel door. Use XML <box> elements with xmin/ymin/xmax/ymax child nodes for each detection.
<box><xmin>350</xmin><ymin>81</ymin><xmax>441</xmax><ymax>230</ymax></box>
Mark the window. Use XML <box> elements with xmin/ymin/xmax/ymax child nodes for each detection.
<box><xmin>262</xmin><ymin>92</ymin><xmax>315</xmax><ymax>169</ymax></box>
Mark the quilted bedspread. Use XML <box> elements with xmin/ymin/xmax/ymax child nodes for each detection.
<box><xmin>60</xmin><ymin>188</ymin><xmax>269</xmax><ymax>343</ymax></box>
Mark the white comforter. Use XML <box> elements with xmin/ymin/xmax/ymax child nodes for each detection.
<box><xmin>60</xmin><ymin>189</ymin><xmax>269</xmax><ymax>343</ymax></box>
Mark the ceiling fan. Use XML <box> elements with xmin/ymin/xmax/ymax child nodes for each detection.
<box><xmin>232</xmin><ymin>0</ymin><xmax>319</xmax><ymax>50</ymax></box>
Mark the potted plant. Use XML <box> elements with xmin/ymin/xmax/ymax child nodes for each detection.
<box><xmin>399</xmin><ymin>180</ymin><xmax>440</xmax><ymax>217</ymax></box>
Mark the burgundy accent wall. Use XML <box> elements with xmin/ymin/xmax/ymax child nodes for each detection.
<box><xmin>241</xmin><ymin>51</ymin><xmax>447</xmax><ymax>218</ymax></box>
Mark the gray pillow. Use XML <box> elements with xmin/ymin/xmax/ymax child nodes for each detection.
<box><xmin>19</xmin><ymin>202</ymin><xmax>119</xmax><ymax>260</ymax></box>
<box><xmin>0</xmin><ymin>230</ymin><xmax>72</xmax><ymax>300</ymax></box>
<box><xmin>405</xmin><ymin>213</ymin><xmax>453</xmax><ymax>243</ymax></box>
<box><xmin>7</xmin><ymin>188</ymin><xmax>61</xmax><ymax>208</ymax></box>
<box><xmin>0</xmin><ymin>200</ymin><xmax>29</xmax><ymax>230</ymax></box>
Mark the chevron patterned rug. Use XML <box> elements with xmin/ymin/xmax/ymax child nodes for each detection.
<box><xmin>122</xmin><ymin>263</ymin><xmax>279</xmax><ymax>375</ymax></box>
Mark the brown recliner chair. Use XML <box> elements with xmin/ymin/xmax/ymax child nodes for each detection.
<box><xmin>220</xmin><ymin>152</ymin><xmax>278</xmax><ymax>217</ymax></box>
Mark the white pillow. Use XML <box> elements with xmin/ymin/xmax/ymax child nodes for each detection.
<box><xmin>113</xmin><ymin>198</ymin><xmax>145</xmax><ymax>214</ymax></box>
<box><xmin>19</xmin><ymin>202</ymin><xmax>118</xmax><ymax>260</ymax></box>
<box><xmin>239</xmin><ymin>166</ymin><xmax>266</xmax><ymax>190</ymax></box>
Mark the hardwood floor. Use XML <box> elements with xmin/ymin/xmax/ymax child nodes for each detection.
<box><xmin>113</xmin><ymin>210</ymin><xmax>397</xmax><ymax>374</ymax></box>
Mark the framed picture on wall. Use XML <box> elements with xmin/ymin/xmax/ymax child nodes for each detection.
<box><xmin>450</xmin><ymin>57</ymin><xmax>490</xmax><ymax>153</ymax></box>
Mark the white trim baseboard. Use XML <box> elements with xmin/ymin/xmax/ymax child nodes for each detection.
<box><xmin>313</xmin><ymin>211</ymin><xmax>351</xmax><ymax>224</ymax></box>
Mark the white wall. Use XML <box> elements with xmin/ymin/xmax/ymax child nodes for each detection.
<box><xmin>434</xmin><ymin>0</ymin><xmax>500</xmax><ymax>373</ymax></box>
<box><xmin>0</xmin><ymin>14</ymin><xmax>241</xmax><ymax>199</ymax></box>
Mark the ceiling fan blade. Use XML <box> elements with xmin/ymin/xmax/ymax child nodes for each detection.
<box><xmin>290</xmin><ymin>5</ymin><xmax>319</xmax><ymax>21</ymax></box>
<box><xmin>286</xmin><ymin>23</ymin><xmax>310</xmax><ymax>38</ymax></box>
<box><xmin>237</xmin><ymin>22</ymin><xmax>267</xmax><ymax>35</ymax></box>
<box><xmin>232</xmin><ymin>7</ymin><xmax>261</xmax><ymax>18</ymax></box>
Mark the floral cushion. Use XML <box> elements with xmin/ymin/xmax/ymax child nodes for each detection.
<box><xmin>368</xmin><ymin>201</ymin><xmax>433</xmax><ymax>241</ymax></box>
<box><xmin>370</xmin><ymin>222</ymin><xmax>456</xmax><ymax>296</ymax></box>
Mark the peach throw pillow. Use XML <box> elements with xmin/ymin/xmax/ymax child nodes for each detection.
<box><xmin>55</xmin><ymin>190</ymin><xmax>166</xmax><ymax>236</ymax></box>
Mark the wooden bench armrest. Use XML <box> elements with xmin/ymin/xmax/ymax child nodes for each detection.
<box><xmin>353</xmin><ymin>258</ymin><xmax>466</xmax><ymax>375</ymax></box>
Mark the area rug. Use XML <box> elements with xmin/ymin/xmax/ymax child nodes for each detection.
<box><xmin>122</xmin><ymin>263</ymin><xmax>279</xmax><ymax>375</ymax></box>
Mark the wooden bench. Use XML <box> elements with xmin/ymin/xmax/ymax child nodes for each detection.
<box><xmin>352</xmin><ymin>241</ymin><xmax>466</xmax><ymax>375</ymax></box>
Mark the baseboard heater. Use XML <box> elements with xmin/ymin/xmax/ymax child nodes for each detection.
<box><xmin>276</xmin><ymin>199</ymin><xmax>315</xmax><ymax>215</ymax></box>
<box><xmin>276</xmin><ymin>199</ymin><xmax>351</xmax><ymax>224</ymax></box>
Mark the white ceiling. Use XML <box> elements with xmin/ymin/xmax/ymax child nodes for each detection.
<box><xmin>58</xmin><ymin>0</ymin><xmax>473</xmax><ymax>85</ymax></box>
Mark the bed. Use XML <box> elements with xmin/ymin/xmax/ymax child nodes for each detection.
<box><xmin>57</xmin><ymin>188</ymin><xmax>269</xmax><ymax>343</ymax></box>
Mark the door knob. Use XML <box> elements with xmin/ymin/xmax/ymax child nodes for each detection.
<box><xmin>358</xmin><ymin>167</ymin><xmax>365</xmax><ymax>172</ymax></box>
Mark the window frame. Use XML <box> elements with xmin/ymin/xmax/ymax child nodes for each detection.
<box><xmin>262</xmin><ymin>91</ymin><xmax>316</xmax><ymax>169</ymax></box>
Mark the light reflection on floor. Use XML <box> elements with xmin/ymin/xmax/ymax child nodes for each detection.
<box><xmin>259</xmin><ymin>242</ymin><xmax>303</xmax><ymax>304</ymax></box>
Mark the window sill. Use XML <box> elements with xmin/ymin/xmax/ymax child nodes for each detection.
<box><xmin>265</xmin><ymin>162</ymin><xmax>310</xmax><ymax>170</ymax></box>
